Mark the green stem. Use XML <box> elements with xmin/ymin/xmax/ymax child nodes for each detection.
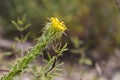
<box><xmin>0</xmin><ymin>18</ymin><xmax>66</xmax><ymax>80</ymax></box>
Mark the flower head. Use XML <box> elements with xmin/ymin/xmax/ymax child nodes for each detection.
<box><xmin>50</xmin><ymin>17</ymin><xmax>67</xmax><ymax>31</ymax></box>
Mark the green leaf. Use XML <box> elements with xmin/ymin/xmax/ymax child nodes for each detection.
<box><xmin>14</xmin><ymin>37</ymin><xmax>21</xmax><ymax>43</ymax></box>
<box><xmin>84</xmin><ymin>58</ymin><xmax>92</xmax><ymax>66</ymax></box>
<box><xmin>23</xmin><ymin>23</ymin><xmax>31</xmax><ymax>30</ymax></box>
<box><xmin>46</xmin><ymin>52</ymin><xmax>52</xmax><ymax>60</ymax></box>
<box><xmin>11</xmin><ymin>20</ymin><xmax>20</xmax><ymax>30</ymax></box>
<box><xmin>17</xmin><ymin>18</ymin><xmax>23</xmax><ymax>26</ymax></box>
<box><xmin>22</xmin><ymin>32</ymin><xmax>30</xmax><ymax>42</ymax></box>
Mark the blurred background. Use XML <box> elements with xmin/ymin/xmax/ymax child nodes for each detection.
<box><xmin>0</xmin><ymin>0</ymin><xmax>120</xmax><ymax>80</ymax></box>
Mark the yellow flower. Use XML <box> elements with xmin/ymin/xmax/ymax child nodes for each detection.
<box><xmin>50</xmin><ymin>17</ymin><xmax>67</xmax><ymax>31</ymax></box>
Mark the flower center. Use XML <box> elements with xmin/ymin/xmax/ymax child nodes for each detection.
<box><xmin>50</xmin><ymin>17</ymin><xmax>66</xmax><ymax>31</ymax></box>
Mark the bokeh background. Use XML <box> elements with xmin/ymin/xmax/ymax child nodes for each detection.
<box><xmin>0</xmin><ymin>0</ymin><xmax>120</xmax><ymax>80</ymax></box>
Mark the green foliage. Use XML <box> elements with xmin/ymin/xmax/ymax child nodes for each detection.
<box><xmin>11</xmin><ymin>15</ymin><xmax>31</xmax><ymax>58</ymax></box>
<box><xmin>32</xmin><ymin>43</ymin><xmax>68</xmax><ymax>80</ymax></box>
<box><xmin>12</xmin><ymin>15</ymin><xmax>31</xmax><ymax>43</ymax></box>
<box><xmin>0</xmin><ymin>17</ymin><xmax>67</xmax><ymax>80</ymax></box>
<box><xmin>0</xmin><ymin>0</ymin><xmax>89</xmax><ymax>39</ymax></box>
<box><xmin>71</xmin><ymin>36</ymin><xmax>92</xmax><ymax>66</ymax></box>
<box><xmin>1</xmin><ymin>0</ymin><xmax>119</xmax><ymax>53</ymax></box>
<box><xmin>1</xmin><ymin>0</ymin><xmax>120</xmax><ymax>71</ymax></box>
